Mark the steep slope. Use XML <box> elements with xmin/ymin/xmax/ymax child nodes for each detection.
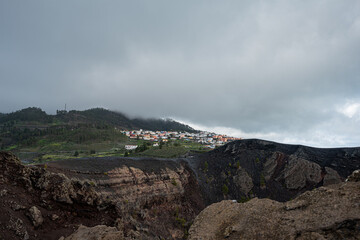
<box><xmin>0</xmin><ymin>151</ymin><xmax>117</xmax><ymax>240</ymax></box>
<box><xmin>188</xmin><ymin>170</ymin><xmax>360</xmax><ymax>240</ymax></box>
<box><xmin>0</xmin><ymin>152</ymin><xmax>204</xmax><ymax>240</ymax></box>
<box><xmin>2</xmin><ymin>138</ymin><xmax>360</xmax><ymax>239</ymax></box>
<box><xmin>45</xmin><ymin>157</ymin><xmax>205</xmax><ymax>239</ymax></box>
<box><xmin>195</xmin><ymin>139</ymin><xmax>360</xmax><ymax>203</ymax></box>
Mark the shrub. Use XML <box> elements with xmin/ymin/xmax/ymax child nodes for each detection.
<box><xmin>204</xmin><ymin>161</ymin><xmax>208</xmax><ymax>172</ymax></box>
<box><xmin>176</xmin><ymin>217</ymin><xmax>187</xmax><ymax>227</ymax></box>
<box><xmin>260</xmin><ymin>174</ymin><xmax>266</xmax><ymax>187</ymax></box>
<box><xmin>222</xmin><ymin>184</ymin><xmax>229</xmax><ymax>195</ymax></box>
<box><xmin>171</xmin><ymin>178</ymin><xmax>178</xmax><ymax>186</ymax></box>
<box><xmin>238</xmin><ymin>196</ymin><xmax>250</xmax><ymax>203</ymax></box>
<box><xmin>174</xmin><ymin>207</ymin><xmax>179</xmax><ymax>217</ymax></box>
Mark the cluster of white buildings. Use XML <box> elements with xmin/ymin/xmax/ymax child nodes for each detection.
<box><xmin>121</xmin><ymin>129</ymin><xmax>241</xmax><ymax>149</ymax></box>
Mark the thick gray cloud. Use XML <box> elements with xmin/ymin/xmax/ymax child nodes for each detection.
<box><xmin>1</xmin><ymin>1</ymin><xmax>360</xmax><ymax>147</ymax></box>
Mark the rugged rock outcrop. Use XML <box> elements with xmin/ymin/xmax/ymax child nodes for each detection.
<box><xmin>45</xmin><ymin>157</ymin><xmax>205</xmax><ymax>239</ymax></box>
<box><xmin>0</xmin><ymin>151</ymin><xmax>118</xmax><ymax>240</ymax></box>
<box><xmin>347</xmin><ymin>169</ymin><xmax>360</xmax><ymax>182</ymax></box>
<box><xmin>232</xmin><ymin>167</ymin><xmax>253</xmax><ymax>195</ymax></box>
<box><xmin>188</xmin><ymin>170</ymin><xmax>360</xmax><ymax>240</ymax></box>
<box><xmin>195</xmin><ymin>139</ymin><xmax>360</xmax><ymax>204</ymax></box>
<box><xmin>2</xmin><ymin>139</ymin><xmax>360</xmax><ymax>239</ymax></box>
<box><xmin>0</xmin><ymin>151</ymin><xmax>104</xmax><ymax>207</ymax></box>
<box><xmin>0</xmin><ymin>152</ymin><xmax>204</xmax><ymax>240</ymax></box>
<box><xmin>27</xmin><ymin>206</ymin><xmax>43</xmax><ymax>228</ymax></box>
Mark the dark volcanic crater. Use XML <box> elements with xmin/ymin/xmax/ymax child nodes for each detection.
<box><xmin>43</xmin><ymin>155</ymin><xmax>205</xmax><ymax>239</ymax></box>
<box><xmin>195</xmin><ymin>139</ymin><xmax>360</xmax><ymax>204</ymax></box>
<box><xmin>1</xmin><ymin>139</ymin><xmax>360</xmax><ymax>239</ymax></box>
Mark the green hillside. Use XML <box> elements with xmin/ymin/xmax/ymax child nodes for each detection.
<box><xmin>0</xmin><ymin>107</ymin><xmax>200</xmax><ymax>162</ymax></box>
<box><xmin>0</xmin><ymin>107</ymin><xmax>52</xmax><ymax>124</ymax></box>
<box><xmin>0</xmin><ymin>107</ymin><xmax>196</xmax><ymax>131</ymax></box>
<box><xmin>56</xmin><ymin>108</ymin><xmax>134</xmax><ymax>128</ymax></box>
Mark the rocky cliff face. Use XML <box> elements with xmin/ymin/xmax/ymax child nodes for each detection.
<box><xmin>188</xmin><ymin>170</ymin><xmax>360</xmax><ymax>239</ymax></box>
<box><xmin>0</xmin><ymin>152</ymin><xmax>204</xmax><ymax>240</ymax></box>
<box><xmin>46</xmin><ymin>157</ymin><xmax>204</xmax><ymax>239</ymax></box>
<box><xmin>1</xmin><ymin>139</ymin><xmax>360</xmax><ymax>239</ymax></box>
<box><xmin>195</xmin><ymin>139</ymin><xmax>360</xmax><ymax>204</ymax></box>
<box><xmin>0</xmin><ymin>152</ymin><xmax>118</xmax><ymax>240</ymax></box>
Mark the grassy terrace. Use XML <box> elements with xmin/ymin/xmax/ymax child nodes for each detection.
<box><xmin>2</xmin><ymin>124</ymin><xmax>209</xmax><ymax>163</ymax></box>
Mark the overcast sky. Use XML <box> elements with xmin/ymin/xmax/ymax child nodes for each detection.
<box><xmin>1</xmin><ymin>1</ymin><xmax>360</xmax><ymax>147</ymax></box>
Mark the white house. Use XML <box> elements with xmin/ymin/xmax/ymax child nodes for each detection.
<box><xmin>125</xmin><ymin>145</ymin><xmax>138</xmax><ymax>150</ymax></box>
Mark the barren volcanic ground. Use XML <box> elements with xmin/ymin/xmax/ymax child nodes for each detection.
<box><xmin>0</xmin><ymin>152</ymin><xmax>204</xmax><ymax>240</ymax></box>
<box><xmin>194</xmin><ymin>139</ymin><xmax>360</xmax><ymax>204</ymax></box>
<box><xmin>44</xmin><ymin>156</ymin><xmax>205</xmax><ymax>239</ymax></box>
<box><xmin>2</xmin><ymin>139</ymin><xmax>360</xmax><ymax>239</ymax></box>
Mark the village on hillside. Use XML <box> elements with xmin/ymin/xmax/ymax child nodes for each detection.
<box><xmin>120</xmin><ymin>129</ymin><xmax>241</xmax><ymax>150</ymax></box>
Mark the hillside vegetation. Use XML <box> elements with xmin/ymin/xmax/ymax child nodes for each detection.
<box><xmin>0</xmin><ymin>107</ymin><xmax>196</xmax><ymax>131</ymax></box>
<box><xmin>0</xmin><ymin>107</ymin><xmax>199</xmax><ymax>162</ymax></box>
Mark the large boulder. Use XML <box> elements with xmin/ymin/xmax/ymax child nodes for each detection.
<box><xmin>281</xmin><ymin>156</ymin><xmax>322</xmax><ymax>190</ymax></box>
<box><xmin>27</xmin><ymin>206</ymin><xmax>43</xmax><ymax>228</ymax></box>
<box><xmin>189</xmin><ymin>171</ymin><xmax>360</xmax><ymax>240</ymax></box>
<box><xmin>232</xmin><ymin>167</ymin><xmax>253</xmax><ymax>195</ymax></box>
<box><xmin>347</xmin><ymin>169</ymin><xmax>360</xmax><ymax>182</ymax></box>
<box><xmin>323</xmin><ymin>167</ymin><xmax>342</xmax><ymax>186</ymax></box>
